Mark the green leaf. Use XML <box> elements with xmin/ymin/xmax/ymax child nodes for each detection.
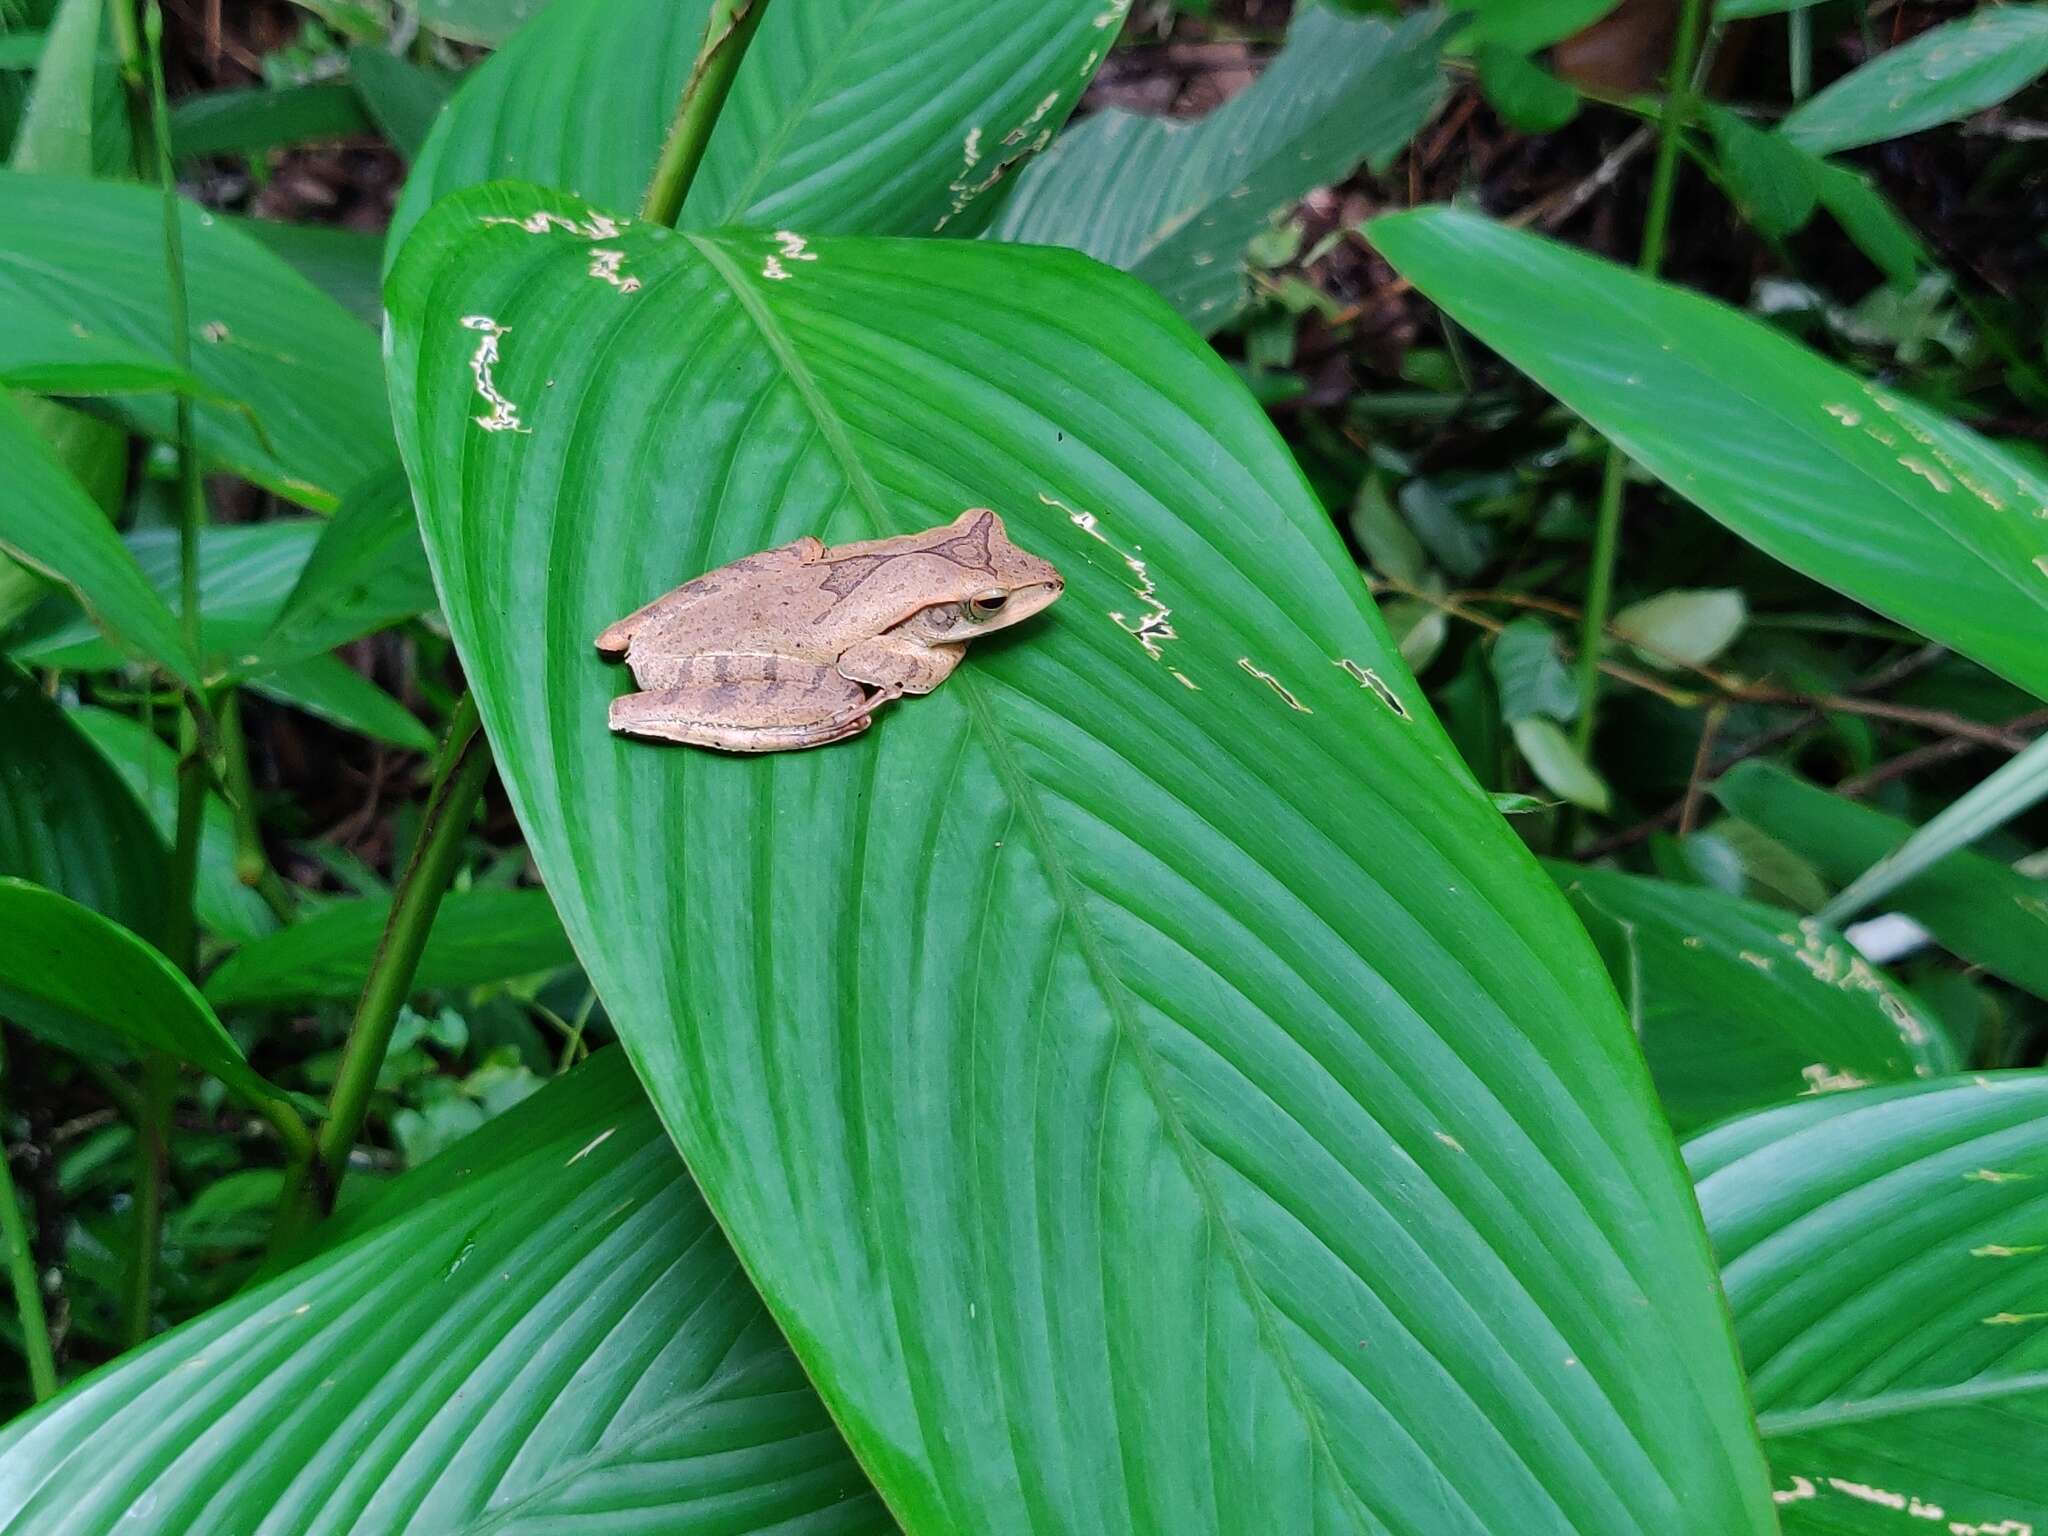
<box><xmin>1491</xmin><ymin>615</ymin><xmax>1577</xmax><ymax>722</ymax></box>
<box><xmin>1809</xmin><ymin>159</ymin><xmax>1925</xmax><ymax>291</ymax></box>
<box><xmin>1820</xmin><ymin>731</ymin><xmax>2048</xmax><ymax>927</ymax></box>
<box><xmin>1368</xmin><ymin>209</ymin><xmax>2048</xmax><ymax>703</ymax></box>
<box><xmin>1512</xmin><ymin>715</ymin><xmax>1612</xmax><ymax>811</ymax></box>
<box><xmin>254</xmin><ymin>466</ymin><xmax>438</xmax><ymax>670</ymax></box>
<box><xmin>417</xmin><ymin>0</ymin><xmax>554</xmax><ymax>45</ymax></box>
<box><xmin>990</xmin><ymin>7</ymin><xmax>1444</xmax><ymax>333</ymax></box>
<box><xmin>1692</xmin><ymin>1075</ymin><xmax>2048</xmax><ymax>1534</ymax></box>
<box><xmin>387</xmin><ymin>183</ymin><xmax>1775</xmax><ymax>1533</ymax></box>
<box><xmin>0</xmin><ymin>397</ymin><xmax>127</xmax><ymax>633</ymax></box>
<box><xmin>1611</xmin><ymin>588</ymin><xmax>1746</xmax><ymax>670</ymax></box>
<box><xmin>1715</xmin><ymin>760</ymin><xmax>2048</xmax><ymax>1001</ymax></box>
<box><xmin>8</xmin><ymin>0</ymin><xmax>102</xmax><ymax>176</ymax></box>
<box><xmin>1554</xmin><ymin>864</ymin><xmax>1953</xmax><ymax>1134</ymax></box>
<box><xmin>0</xmin><ymin>304</ymin><xmax>209</xmax><ymax>396</ymax></box>
<box><xmin>1701</xmin><ymin>104</ymin><xmax>1817</xmax><ymax>240</ymax></box>
<box><xmin>0</xmin><ymin>661</ymin><xmax>166</xmax><ymax>940</ymax></box>
<box><xmin>348</xmin><ymin>46</ymin><xmax>455</xmax><ymax>161</ymax></box>
<box><xmin>1450</xmin><ymin>0</ymin><xmax>1621</xmax><ymax>52</ymax></box>
<box><xmin>0</xmin><ymin>878</ymin><xmax>283</xmax><ymax>1102</ymax></box>
<box><xmin>204</xmin><ymin>887</ymin><xmax>573</xmax><ymax>1010</ymax></box>
<box><xmin>1476</xmin><ymin>43</ymin><xmax>1580</xmax><ymax>133</ymax></box>
<box><xmin>245</xmin><ymin>655</ymin><xmax>435</xmax><ymax>753</ymax></box>
<box><xmin>393</xmin><ymin>0</ymin><xmax>1119</xmax><ymax>258</ymax></box>
<box><xmin>11</xmin><ymin>521</ymin><xmax>318</xmax><ymax>677</ymax></box>
<box><xmin>168</xmin><ymin>81</ymin><xmax>370</xmax><ymax>160</ymax></box>
<box><xmin>1714</xmin><ymin>0</ymin><xmax>1825</xmax><ymax>18</ymax></box>
<box><xmin>69</xmin><ymin>706</ymin><xmax>278</xmax><ymax>947</ymax></box>
<box><xmin>1781</xmin><ymin>6</ymin><xmax>2048</xmax><ymax>155</ymax></box>
<box><xmin>0</xmin><ymin>394</ymin><xmax>200</xmax><ymax>686</ymax></box>
<box><xmin>0</xmin><ymin>170</ymin><xmax>391</xmax><ymax>508</ymax></box>
<box><xmin>0</xmin><ymin>1049</ymin><xmax>892</xmax><ymax>1534</ymax></box>
<box><xmin>234</xmin><ymin>217</ymin><xmax>386</xmax><ymax>330</ymax></box>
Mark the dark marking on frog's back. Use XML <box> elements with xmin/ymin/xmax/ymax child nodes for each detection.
<box><xmin>815</xmin><ymin>513</ymin><xmax>999</xmax><ymax>605</ymax></box>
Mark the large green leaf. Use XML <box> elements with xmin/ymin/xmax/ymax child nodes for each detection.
<box><xmin>204</xmin><ymin>887</ymin><xmax>574</xmax><ymax>1009</ymax></box>
<box><xmin>0</xmin><ymin>394</ymin><xmax>200</xmax><ymax>686</ymax></box>
<box><xmin>387</xmin><ymin>183</ymin><xmax>1774</xmax><ymax>1533</ymax></box>
<box><xmin>1553</xmin><ymin>863</ymin><xmax>1953</xmax><ymax>1134</ymax></box>
<box><xmin>1368</xmin><ymin>209</ymin><xmax>2048</xmax><ymax>703</ymax></box>
<box><xmin>391</xmin><ymin>0</ymin><xmax>1117</xmax><ymax>255</ymax></box>
<box><xmin>0</xmin><ymin>1049</ymin><xmax>892</xmax><ymax>1535</ymax></box>
<box><xmin>1714</xmin><ymin>761</ymin><xmax>2048</xmax><ymax>1002</ymax></box>
<box><xmin>0</xmin><ymin>878</ymin><xmax>284</xmax><ymax>1104</ymax></box>
<box><xmin>0</xmin><ymin>661</ymin><xmax>166</xmax><ymax>940</ymax></box>
<box><xmin>989</xmin><ymin>7</ymin><xmax>1445</xmax><ymax>333</ymax></box>
<box><xmin>69</xmin><ymin>705</ymin><xmax>278</xmax><ymax>946</ymax></box>
<box><xmin>0</xmin><ymin>170</ymin><xmax>390</xmax><ymax>508</ymax></box>
<box><xmin>1692</xmin><ymin>1075</ymin><xmax>2048</xmax><ymax>1534</ymax></box>
<box><xmin>1781</xmin><ymin>6</ymin><xmax>2048</xmax><ymax>155</ymax></box>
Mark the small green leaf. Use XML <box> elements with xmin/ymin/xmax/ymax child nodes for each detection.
<box><xmin>245</xmin><ymin>656</ymin><xmax>435</xmax><ymax>753</ymax></box>
<box><xmin>992</xmin><ymin>7</ymin><xmax>1446</xmax><ymax>332</ymax></box>
<box><xmin>1701</xmin><ymin>104</ymin><xmax>1817</xmax><ymax>240</ymax></box>
<box><xmin>1512</xmin><ymin>715</ymin><xmax>1611</xmax><ymax>811</ymax></box>
<box><xmin>347</xmin><ymin>46</ymin><xmax>455</xmax><ymax>161</ymax></box>
<box><xmin>0</xmin><ymin>394</ymin><xmax>200</xmax><ymax>686</ymax></box>
<box><xmin>1450</xmin><ymin>0</ymin><xmax>1622</xmax><ymax>52</ymax></box>
<box><xmin>1611</xmin><ymin>588</ymin><xmax>1746</xmax><ymax>670</ymax></box>
<box><xmin>69</xmin><ymin>706</ymin><xmax>278</xmax><ymax>946</ymax></box>
<box><xmin>1781</xmin><ymin>6</ymin><xmax>2048</xmax><ymax>155</ymax></box>
<box><xmin>416</xmin><ymin>0</ymin><xmax>555</xmax><ymax>45</ymax></box>
<box><xmin>204</xmin><ymin>888</ymin><xmax>574</xmax><ymax>1009</ymax></box>
<box><xmin>1349</xmin><ymin>473</ymin><xmax>1428</xmax><ymax>585</ymax></box>
<box><xmin>0</xmin><ymin>878</ymin><xmax>284</xmax><ymax>1103</ymax></box>
<box><xmin>253</xmin><ymin>466</ymin><xmax>437</xmax><ymax>670</ymax></box>
<box><xmin>0</xmin><ymin>661</ymin><xmax>166</xmax><ymax>940</ymax></box>
<box><xmin>1491</xmin><ymin>615</ymin><xmax>1578</xmax><ymax>722</ymax></box>
<box><xmin>1476</xmin><ymin>43</ymin><xmax>1580</xmax><ymax>133</ymax></box>
<box><xmin>1809</xmin><ymin>159</ymin><xmax>1925</xmax><ymax>290</ymax></box>
<box><xmin>234</xmin><ymin>218</ymin><xmax>386</xmax><ymax>330</ymax></box>
<box><xmin>0</xmin><ymin>1050</ymin><xmax>890</xmax><ymax>1534</ymax></box>
<box><xmin>1369</xmin><ymin>209</ymin><xmax>2048</xmax><ymax>703</ymax></box>
<box><xmin>1556</xmin><ymin>864</ymin><xmax>1953</xmax><ymax>1133</ymax></box>
<box><xmin>1716</xmin><ymin>760</ymin><xmax>2048</xmax><ymax>1000</ymax></box>
<box><xmin>1693</xmin><ymin>1075</ymin><xmax>2048</xmax><ymax>1534</ymax></box>
<box><xmin>8</xmin><ymin>0</ymin><xmax>103</xmax><ymax>176</ymax></box>
<box><xmin>1714</xmin><ymin>0</ymin><xmax>1826</xmax><ymax>18</ymax></box>
<box><xmin>168</xmin><ymin>81</ymin><xmax>370</xmax><ymax>159</ymax></box>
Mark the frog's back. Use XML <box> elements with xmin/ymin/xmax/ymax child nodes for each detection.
<box><xmin>593</xmin><ymin>536</ymin><xmax>824</xmax><ymax>658</ymax></box>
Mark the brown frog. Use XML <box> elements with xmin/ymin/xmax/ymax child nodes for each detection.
<box><xmin>596</xmin><ymin>509</ymin><xmax>1064</xmax><ymax>752</ymax></box>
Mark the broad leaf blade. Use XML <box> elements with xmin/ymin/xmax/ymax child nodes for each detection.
<box><xmin>1692</xmin><ymin>1075</ymin><xmax>2048</xmax><ymax>1534</ymax></box>
<box><xmin>1781</xmin><ymin>6</ymin><xmax>2048</xmax><ymax>155</ymax></box>
<box><xmin>387</xmin><ymin>185</ymin><xmax>1775</xmax><ymax>1533</ymax></box>
<box><xmin>244</xmin><ymin>655</ymin><xmax>434</xmax><ymax>753</ymax></box>
<box><xmin>0</xmin><ymin>661</ymin><xmax>167</xmax><ymax>940</ymax></box>
<box><xmin>392</xmin><ymin>0</ymin><xmax>1118</xmax><ymax>256</ymax></box>
<box><xmin>0</xmin><ymin>170</ymin><xmax>390</xmax><ymax>508</ymax></box>
<box><xmin>0</xmin><ymin>1050</ymin><xmax>892</xmax><ymax>1535</ymax></box>
<box><xmin>0</xmin><ymin>878</ymin><xmax>281</xmax><ymax>1101</ymax></box>
<box><xmin>1369</xmin><ymin>209</ymin><xmax>2048</xmax><ymax>703</ymax></box>
<box><xmin>1715</xmin><ymin>761</ymin><xmax>2048</xmax><ymax>1001</ymax></box>
<box><xmin>1554</xmin><ymin>864</ymin><xmax>1953</xmax><ymax>1133</ymax></box>
<box><xmin>990</xmin><ymin>7</ymin><xmax>1445</xmax><ymax>333</ymax></box>
<box><xmin>254</xmin><ymin>465</ymin><xmax>439</xmax><ymax>670</ymax></box>
<box><xmin>0</xmin><ymin>395</ymin><xmax>200</xmax><ymax>685</ymax></box>
<box><xmin>204</xmin><ymin>888</ymin><xmax>574</xmax><ymax>1009</ymax></box>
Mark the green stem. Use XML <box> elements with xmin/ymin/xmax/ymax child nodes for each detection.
<box><xmin>0</xmin><ymin>1040</ymin><xmax>57</xmax><ymax>1402</ymax></box>
<box><xmin>1571</xmin><ymin>0</ymin><xmax>1706</xmax><ymax>759</ymax></box>
<box><xmin>120</xmin><ymin>1053</ymin><xmax>174</xmax><ymax>1348</ymax></box>
<box><xmin>219</xmin><ymin>692</ymin><xmax>296</xmax><ymax>920</ymax></box>
<box><xmin>640</xmin><ymin>0</ymin><xmax>773</xmax><ymax>224</ymax></box>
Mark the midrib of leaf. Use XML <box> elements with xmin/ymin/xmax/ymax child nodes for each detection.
<box><xmin>1757</xmin><ymin>1371</ymin><xmax>2048</xmax><ymax>1438</ymax></box>
<box><xmin>685</xmin><ymin>229</ymin><xmax>1380</xmax><ymax>1535</ymax></box>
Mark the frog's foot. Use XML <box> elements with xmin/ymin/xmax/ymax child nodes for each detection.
<box><xmin>838</xmin><ymin>637</ymin><xmax>966</xmax><ymax>695</ymax></box>
<box><xmin>608</xmin><ymin>654</ymin><xmax>895</xmax><ymax>754</ymax></box>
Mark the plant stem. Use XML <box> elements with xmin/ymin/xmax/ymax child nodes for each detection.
<box><xmin>120</xmin><ymin>1053</ymin><xmax>174</xmax><ymax>1348</ymax></box>
<box><xmin>0</xmin><ymin>1039</ymin><xmax>57</xmax><ymax>1402</ymax></box>
<box><xmin>1570</xmin><ymin>0</ymin><xmax>1706</xmax><ymax>761</ymax></box>
<box><xmin>640</xmin><ymin>0</ymin><xmax>772</xmax><ymax>225</ymax></box>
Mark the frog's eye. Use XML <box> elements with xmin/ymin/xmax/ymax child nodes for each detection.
<box><xmin>967</xmin><ymin>590</ymin><xmax>1010</xmax><ymax>621</ymax></box>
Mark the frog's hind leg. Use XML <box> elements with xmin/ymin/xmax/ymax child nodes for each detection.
<box><xmin>608</xmin><ymin>652</ymin><xmax>882</xmax><ymax>754</ymax></box>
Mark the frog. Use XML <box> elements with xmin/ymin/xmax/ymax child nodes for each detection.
<box><xmin>595</xmin><ymin>508</ymin><xmax>1064</xmax><ymax>752</ymax></box>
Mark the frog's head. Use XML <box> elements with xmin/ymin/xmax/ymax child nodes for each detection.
<box><xmin>920</xmin><ymin>508</ymin><xmax>1064</xmax><ymax>641</ymax></box>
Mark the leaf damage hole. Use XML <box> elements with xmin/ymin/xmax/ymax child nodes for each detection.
<box><xmin>1334</xmin><ymin>657</ymin><xmax>1409</xmax><ymax>718</ymax></box>
<box><xmin>1237</xmin><ymin>657</ymin><xmax>1311</xmax><ymax>714</ymax></box>
<box><xmin>459</xmin><ymin>315</ymin><xmax>530</xmax><ymax>435</ymax></box>
<box><xmin>567</xmin><ymin>1126</ymin><xmax>618</xmax><ymax>1165</ymax></box>
<box><xmin>481</xmin><ymin>208</ymin><xmax>628</xmax><ymax>239</ymax></box>
<box><xmin>762</xmin><ymin>229</ymin><xmax>817</xmax><ymax>282</ymax></box>
<box><xmin>1972</xmin><ymin>1244</ymin><xmax>2046</xmax><ymax>1258</ymax></box>
<box><xmin>1799</xmin><ymin>1062</ymin><xmax>1871</xmax><ymax>1095</ymax></box>
<box><xmin>587</xmin><ymin>248</ymin><xmax>641</xmax><ymax>293</ymax></box>
<box><xmin>1040</xmin><ymin>492</ymin><xmax>1197</xmax><ymax>689</ymax></box>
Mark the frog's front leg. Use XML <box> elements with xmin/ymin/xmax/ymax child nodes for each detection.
<box><xmin>609</xmin><ymin>652</ymin><xmax>876</xmax><ymax>753</ymax></box>
<box><xmin>837</xmin><ymin>637</ymin><xmax>966</xmax><ymax>696</ymax></box>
